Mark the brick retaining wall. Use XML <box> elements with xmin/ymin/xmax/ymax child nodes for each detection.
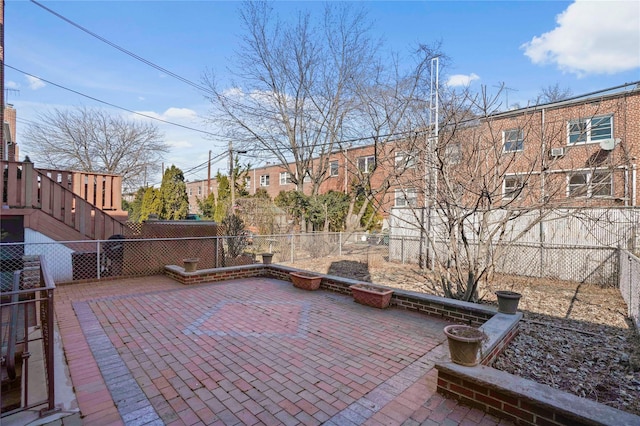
<box><xmin>436</xmin><ymin>363</ymin><xmax>640</xmax><ymax>426</ymax></box>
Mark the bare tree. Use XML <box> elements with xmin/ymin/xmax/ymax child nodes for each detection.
<box><xmin>23</xmin><ymin>107</ymin><xmax>167</xmax><ymax>192</ymax></box>
<box><xmin>394</xmin><ymin>85</ymin><xmax>629</xmax><ymax>301</ymax></box>
<box><xmin>340</xmin><ymin>45</ymin><xmax>445</xmax><ymax>232</ymax></box>
<box><xmin>537</xmin><ymin>83</ymin><xmax>573</xmax><ymax>104</ymax></box>
<box><xmin>204</xmin><ymin>1</ymin><xmax>377</xmax><ymax>197</ymax></box>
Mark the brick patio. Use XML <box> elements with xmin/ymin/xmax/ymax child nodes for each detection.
<box><xmin>53</xmin><ymin>276</ymin><xmax>512</xmax><ymax>425</ymax></box>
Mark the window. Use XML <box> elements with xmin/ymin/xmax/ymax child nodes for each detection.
<box><xmin>244</xmin><ymin>176</ymin><xmax>251</xmax><ymax>189</ymax></box>
<box><xmin>445</xmin><ymin>143</ymin><xmax>462</xmax><ymax>165</ymax></box>
<box><xmin>503</xmin><ymin>175</ymin><xmax>523</xmax><ymax>200</ymax></box>
<box><xmin>197</xmin><ymin>186</ymin><xmax>202</xmax><ymax>196</ymax></box>
<box><xmin>260</xmin><ymin>175</ymin><xmax>270</xmax><ymax>187</ymax></box>
<box><xmin>303</xmin><ymin>174</ymin><xmax>311</xmax><ymax>183</ymax></box>
<box><xmin>568</xmin><ymin>115</ymin><xmax>612</xmax><ymax>144</ymax></box>
<box><xmin>395</xmin><ymin>151</ymin><xmax>416</xmax><ymax>170</ymax></box>
<box><xmin>279</xmin><ymin>172</ymin><xmax>292</xmax><ymax>185</ymax></box>
<box><xmin>357</xmin><ymin>156</ymin><xmax>375</xmax><ymax>173</ymax></box>
<box><xmin>591</xmin><ymin>171</ymin><xmax>612</xmax><ymax>197</ymax></box>
<box><xmin>567</xmin><ymin>170</ymin><xmax>612</xmax><ymax>197</ymax></box>
<box><xmin>503</xmin><ymin>129</ymin><xmax>524</xmax><ymax>152</ymax></box>
<box><xmin>330</xmin><ymin>160</ymin><xmax>339</xmax><ymax>177</ymax></box>
<box><xmin>395</xmin><ymin>188</ymin><xmax>418</xmax><ymax>207</ymax></box>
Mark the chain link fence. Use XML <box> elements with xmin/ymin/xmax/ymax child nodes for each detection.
<box><xmin>620</xmin><ymin>250</ymin><xmax>640</xmax><ymax>330</ymax></box>
<box><xmin>388</xmin><ymin>236</ymin><xmax>620</xmax><ymax>286</ymax></box>
<box><xmin>0</xmin><ymin>232</ymin><xmax>391</xmax><ymax>284</ymax></box>
<box><xmin>0</xmin><ymin>231</ymin><xmax>624</xmax><ymax>288</ymax></box>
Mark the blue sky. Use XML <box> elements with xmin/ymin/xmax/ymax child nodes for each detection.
<box><xmin>5</xmin><ymin>0</ymin><xmax>640</xmax><ymax>185</ymax></box>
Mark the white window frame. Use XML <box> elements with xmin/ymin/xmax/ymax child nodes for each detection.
<box><xmin>503</xmin><ymin>129</ymin><xmax>524</xmax><ymax>153</ymax></box>
<box><xmin>394</xmin><ymin>188</ymin><xmax>418</xmax><ymax>207</ymax></box>
<box><xmin>329</xmin><ymin>160</ymin><xmax>339</xmax><ymax>177</ymax></box>
<box><xmin>567</xmin><ymin>115</ymin><xmax>613</xmax><ymax>145</ymax></box>
<box><xmin>188</xmin><ymin>188</ymin><xmax>193</xmax><ymax>196</ymax></box>
<box><xmin>279</xmin><ymin>172</ymin><xmax>292</xmax><ymax>185</ymax></box>
<box><xmin>260</xmin><ymin>175</ymin><xmax>270</xmax><ymax>187</ymax></box>
<box><xmin>395</xmin><ymin>151</ymin><xmax>416</xmax><ymax>170</ymax></box>
<box><xmin>503</xmin><ymin>175</ymin><xmax>523</xmax><ymax>200</ymax></box>
<box><xmin>357</xmin><ymin>156</ymin><xmax>376</xmax><ymax>174</ymax></box>
<box><xmin>197</xmin><ymin>186</ymin><xmax>202</xmax><ymax>196</ymax></box>
<box><xmin>567</xmin><ymin>170</ymin><xmax>613</xmax><ymax>198</ymax></box>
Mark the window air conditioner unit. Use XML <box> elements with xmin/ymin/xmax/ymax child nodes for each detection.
<box><xmin>550</xmin><ymin>147</ymin><xmax>565</xmax><ymax>157</ymax></box>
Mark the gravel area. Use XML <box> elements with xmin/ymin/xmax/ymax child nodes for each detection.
<box><xmin>286</xmin><ymin>252</ymin><xmax>640</xmax><ymax>416</ymax></box>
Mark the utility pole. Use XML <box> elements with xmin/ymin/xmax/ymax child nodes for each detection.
<box><xmin>228</xmin><ymin>142</ymin><xmax>247</xmax><ymax>213</ymax></box>
<box><xmin>229</xmin><ymin>142</ymin><xmax>235</xmax><ymax>212</ymax></box>
<box><xmin>207</xmin><ymin>149</ymin><xmax>211</xmax><ymax>197</ymax></box>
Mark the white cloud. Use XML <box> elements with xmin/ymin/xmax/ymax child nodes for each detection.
<box><xmin>163</xmin><ymin>107</ymin><xmax>197</xmax><ymax>120</ymax></box>
<box><xmin>522</xmin><ymin>0</ymin><xmax>640</xmax><ymax>75</ymax></box>
<box><xmin>132</xmin><ymin>107</ymin><xmax>197</xmax><ymax>122</ymax></box>
<box><xmin>166</xmin><ymin>140</ymin><xmax>193</xmax><ymax>149</ymax></box>
<box><xmin>6</xmin><ymin>81</ymin><xmax>20</xmax><ymax>89</ymax></box>
<box><xmin>446</xmin><ymin>73</ymin><xmax>480</xmax><ymax>87</ymax></box>
<box><xmin>26</xmin><ymin>75</ymin><xmax>45</xmax><ymax>90</ymax></box>
<box><xmin>223</xmin><ymin>87</ymin><xmax>244</xmax><ymax>98</ymax></box>
<box><xmin>138</xmin><ymin>96</ymin><xmax>146</xmax><ymax>101</ymax></box>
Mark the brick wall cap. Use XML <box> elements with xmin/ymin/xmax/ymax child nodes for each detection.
<box><xmin>435</xmin><ymin>362</ymin><xmax>640</xmax><ymax>426</ymax></box>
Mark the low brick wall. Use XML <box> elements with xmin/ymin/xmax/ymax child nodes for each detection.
<box><xmin>436</xmin><ymin>363</ymin><xmax>640</xmax><ymax>426</ymax></box>
<box><xmin>164</xmin><ymin>264</ymin><xmax>498</xmax><ymax>327</ymax></box>
<box><xmin>164</xmin><ymin>264</ymin><xmax>264</xmax><ymax>285</ymax></box>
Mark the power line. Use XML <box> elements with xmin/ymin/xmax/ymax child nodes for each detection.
<box><xmin>23</xmin><ymin>1</ymin><xmax>435</xmax><ymax>150</ymax></box>
<box><xmin>5</xmin><ymin>63</ymin><xmax>225</xmax><ymax>139</ymax></box>
<box><xmin>29</xmin><ymin>0</ymin><xmax>213</xmax><ymax>96</ymax></box>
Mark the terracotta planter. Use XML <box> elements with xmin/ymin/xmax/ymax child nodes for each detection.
<box><xmin>261</xmin><ymin>253</ymin><xmax>274</xmax><ymax>265</ymax></box>
<box><xmin>351</xmin><ymin>284</ymin><xmax>393</xmax><ymax>309</ymax></box>
<box><xmin>443</xmin><ymin>325</ymin><xmax>486</xmax><ymax>366</ymax></box>
<box><xmin>496</xmin><ymin>291</ymin><xmax>522</xmax><ymax>314</ymax></box>
<box><xmin>183</xmin><ymin>258</ymin><xmax>200</xmax><ymax>273</ymax></box>
<box><xmin>289</xmin><ymin>272</ymin><xmax>322</xmax><ymax>291</ymax></box>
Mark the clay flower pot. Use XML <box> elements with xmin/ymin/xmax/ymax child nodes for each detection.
<box><xmin>351</xmin><ymin>284</ymin><xmax>393</xmax><ymax>309</ymax></box>
<box><xmin>495</xmin><ymin>291</ymin><xmax>522</xmax><ymax>314</ymax></box>
<box><xmin>443</xmin><ymin>324</ymin><xmax>486</xmax><ymax>367</ymax></box>
<box><xmin>261</xmin><ymin>253</ymin><xmax>274</xmax><ymax>265</ymax></box>
<box><xmin>183</xmin><ymin>258</ymin><xmax>200</xmax><ymax>273</ymax></box>
<box><xmin>289</xmin><ymin>272</ymin><xmax>322</xmax><ymax>291</ymax></box>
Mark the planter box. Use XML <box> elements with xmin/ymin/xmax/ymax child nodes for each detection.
<box><xmin>261</xmin><ymin>253</ymin><xmax>273</xmax><ymax>265</ymax></box>
<box><xmin>443</xmin><ymin>324</ymin><xmax>486</xmax><ymax>366</ymax></box>
<box><xmin>496</xmin><ymin>291</ymin><xmax>522</xmax><ymax>314</ymax></box>
<box><xmin>351</xmin><ymin>284</ymin><xmax>393</xmax><ymax>309</ymax></box>
<box><xmin>289</xmin><ymin>272</ymin><xmax>322</xmax><ymax>291</ymax></box>
<box><xmin>183</xmin><ymin>258</ymin><xmax>200</xmax><ymax>272</ymax></box>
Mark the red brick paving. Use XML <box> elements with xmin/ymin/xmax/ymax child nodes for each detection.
<box><xmin>54</xmin><ymin>275</ymin><xmax>512</xmax><ymax>425</ymax></box>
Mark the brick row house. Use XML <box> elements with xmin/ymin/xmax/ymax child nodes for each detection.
<box><xmin>186</xmin><ymin>83</ymin><xmax>640</xmax><ymax>222</ymax></box>
<box><xmin>186</xmin><ymin>140</ymin><xmax>423</xmax><ymax>220</ymax></box>
<box><xmin>451</xmin><ymin>84</ymin><xmax>639</xmax><ymax>209</ymax></box>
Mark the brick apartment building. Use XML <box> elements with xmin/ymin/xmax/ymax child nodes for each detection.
<box><xmin>186</xmin><ymin>83</ymin><xmax>640</xmax><ymax>218</ymax></box>
<box><xmin>2</xmin><ymin>104</ymin><xmax>18</xmax><ymax>161</ymax></box>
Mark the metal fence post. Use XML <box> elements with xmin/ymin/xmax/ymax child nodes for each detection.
<box><xmin>96</xmin><ymin>239</ymin><xmax>101</xmax><ymax>280</ymax></box>
<box><xmin>401</xmin><ymin>236</ymin><xmax>405</xmax><ymax>264</ymax></box>
<box><xmin>215</xmin><ymin>237</ymin><xmax>219</xmax><ymax>268</ymax></box>
<box><xmin>290</xmin><ymin>233</ymin><xmax>294</xmax><ymax>263</ymax></box>
<box><xmin>339</xmin><ymin>232</ymin><xmax>342</xmax><ymax>256</ymax></box>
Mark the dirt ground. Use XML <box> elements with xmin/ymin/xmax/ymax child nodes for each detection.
<box><xmin>285</xmin><ymin>252</ymin><xmax>640</xmax><ymax>416</ymax></box>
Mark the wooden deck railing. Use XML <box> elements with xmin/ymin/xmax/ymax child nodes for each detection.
<box><xmin>1</xmin><ymin>161</ymin><xmax>126</xmax><ymax>240</ymax></box>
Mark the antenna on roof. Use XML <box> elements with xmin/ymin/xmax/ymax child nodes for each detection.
<box><xmin>493</xmin><ymin>82</ymin><xmax>518</xmax><ymax>110</ymax></box>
